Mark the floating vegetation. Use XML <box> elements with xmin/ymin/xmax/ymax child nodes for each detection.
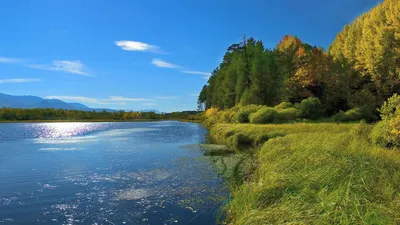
<box><xmin>200</xmin><ymin>144</ymin><xmax>234</xmax><ymax>156</ymax></box>
<box><xmin>206</xmin><ymin>154</ymin><xmax>257</xmax><ymax>186</ymax></box>
<box><xmin>180</xmin><ymin>143</ymin><xmax>257</xmax><ymax>186</ymax></box>
<box><xmin>180</xmin><ymin>144</ymin><xmax>234</xmax><ymax>156</ymax></box>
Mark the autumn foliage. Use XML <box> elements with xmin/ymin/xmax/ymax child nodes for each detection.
<box><xmin>199</xmin><ymin>0</ymin><xmax>400</xmax><ymax>121</ymax></box>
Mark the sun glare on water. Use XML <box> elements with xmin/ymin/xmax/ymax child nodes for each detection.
<box><xmin>30</xmin><ymin>122</ymin><xmax>105</xmax><ymax>139</ymax></box>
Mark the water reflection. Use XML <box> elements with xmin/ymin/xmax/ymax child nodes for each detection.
<box><xmin>0</xmin><ymin>122</ymin><xmax>228</xmax><ymax>225</ymax></box>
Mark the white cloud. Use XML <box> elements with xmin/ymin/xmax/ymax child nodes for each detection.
<box><xmin>152</xmin><ymin>59</ymin><xmax>180</xmax><ymax>68</ymax></box>
<box><xmin>107</xmin><ymin>96</ymin><xmax>153</xmax><ymax>102</ymax></box>
<box><xmin>156</xmin><ymin>96</ymin><xmax>178</xmax><ymax>99</ymax></box>
<box><xmin>180</xmin><ymin>70</ymin><xmax>211</xmax><ymax>76</ymax></box>
<box><xmin>188</xmin><ymin>93</ymin><xmax>198</xmax><ymax>97</ymax></box>
<box><xmin>45</xmin><ymin>96</ymin><xmax>107</xmax><ymax>104</ymax></box>
<box><xmin>115</xmin><ymin>40</ymin><xmax>159</xmax><ymax>52</ymax></box>
<box><xmin>45</xmin><ymin>95</ymin><xmax>154</xmax><ymax>105</ymax></box>
<box><xmin>28</xmin><ymin>60</ymin><xmax>91</xmax><ymax>76</ymax></box>
<box><xmin>180</xmin><ymin>70</ymin><xmax>211</xmax><ymax>80</ymax></box>
<box><xmin>0</xmin><ymin>57</ymin><xmax>23</xmax><ymax>63</ymax></box>
<box><xmin>0</xmin><ymin>78</ymin><xmax>40</xmax><ymax>84</ymax></box>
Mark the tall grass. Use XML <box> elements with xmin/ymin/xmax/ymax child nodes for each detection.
<box><xmin>210</xmin><ymin>122</ymin><xmax>400</xmax><ymax>224</ymax></box>
<box><xmin>210</xmin><ymin>123</ymin><xmax>355</xmax><ymax>150</ymax></box>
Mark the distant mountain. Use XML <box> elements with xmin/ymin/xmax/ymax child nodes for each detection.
<box><xmin>0</xmin><ymin>93</ymin><xmax>43</xmax><ymax>108</ymax></box>
<box><xmin>0</xmin><ymin>93</ymin><xmax>81</xmax><ymax>110</ymax></box>
<box><xmin>0</xmin><ymin>93</ymin><xmax>160</xmax><ymax>113</ymax></box>
<box><xmin>138</xmin><ymin>109</ymin><xmax>161</xmax><ymax>113</ymax></box>
<box><xmin>68</xmin><ymin>103</ymin><xmax>90</xmax><ymax>110</ymax></box>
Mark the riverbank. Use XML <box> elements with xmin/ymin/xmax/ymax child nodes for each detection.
<box><xmin>210</xmin><ymin>122</ymin><xmax>400</xmax><ymax>224</ymax></box>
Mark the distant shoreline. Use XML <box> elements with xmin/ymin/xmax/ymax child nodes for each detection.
<box><xmin>0</xmin><ymin>119</ymin><xmax>168</xmax><ymax>123</ymax></box>
<box><xmin>0</xmin><ymin>119</ymin><xmax>201</xmax><ymax>123</ymax></box>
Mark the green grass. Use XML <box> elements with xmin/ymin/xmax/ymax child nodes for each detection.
<box><xmin>210</xmin><ymin>122</ymin><xmax>400</xmax><ymax>224</ymax></box>
<box><xmin>210</xmin><ymin>123</ymin><xmax>356</xmax><ymax>151</ymax></box>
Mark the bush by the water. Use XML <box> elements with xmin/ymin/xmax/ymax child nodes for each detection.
<box><xmin>296</xmin><ymin>97</ymin><xmax>323</xmax><ymax>119</ymax></box>
<box><xmin>219</xmin><ymin>110</ymin><xmax>237</xmax><ymax>124</ymax></box>
<box><xmin>274</xmin><ymin>102</ymin><xmax>294</xmax><ymax>110</ymax></box>
<box><xmin>371</xmin><ymin>94</ymin><xmax>400</xmax><ymax>147</ymax></box>
<box><xmin>203</xmin><ymin>97</ymin><xmax>381</xmax><ymax>126</ymax></box>
<box><xmin>248</xmin><ymin>107</ymin><xmax>299</xmax><ymax>124</ymax></box>
<box><xmin>278</xmin><ymin>108</ymin><xmax>299</xmax><ymax>121</ymax></box>
<box><xmin>236</xmin><ymin>105</ymin><xmax>262</xmax><ymax>123</ymax></box>
<box><xmin>249</xmin><ymin>107</ymin><xmax>279</xmax><ymax>124</ymax></box>
<box><xmin>333</xmin><ymin>106</ymin><xmax>376</xmax><ymax>122</ymax></box>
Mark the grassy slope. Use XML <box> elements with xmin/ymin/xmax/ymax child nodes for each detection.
<box><xmin>210</xmin><ymin>123</ymin><xmax>400</xmax><ymax>224</ymax></box>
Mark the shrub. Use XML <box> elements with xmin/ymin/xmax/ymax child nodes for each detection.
<box><xmin>371</xmin><ymin>94</ymin><xmax>400</xmax><ymax>148</ymax></box>
<box><xmin>220</xmin><ymin>110</ymin><xmax>235</xmax><ymax>123</ymax></box>
<box><xmin>205</xmin><ymin>107</ymin><xmax>219</xmax><ymax>117</ymax></box>
<box><xmin>370</xmin><ymin>121</ymin><xmax>391</xmax><ymax>147</ymax></box>
<box><xmin>332</xmin><ymin>111</ymin><xmax>346</xmax><ymax>122</ymax></box>
<box><xmin>249</xmin><ymin>107</ymin><xmax>279</xmax><ymax>124</ymax></box>
<box><xmin>274</xmin><ymin>102</ymin><xmax>294</xmax><ymax>110</ymax></box>
<box><xmin>228</xmin><ymin>111</ymin><xmax>238</xmax><ymax>123</ymax></box>
<box><xmin>277</xmin><ymin>108</ymin><xmax>299</xmax><ymax>121</ymax></box>
<box><xmin>297</xmin><ymin>97</ymin><xmax>323</xmax><ymax>119</ymax></box>
<box><xmin>204</xmin><ymin>108</ymin><xmax>221</xmax><ymax>127</ymax></box>
<box><xmin>236</xmin><ymin>105</ymin><xmax>262</xmax><ymax>123</ymax></box>
<box><xmin>379</xmin><ymin>94</ymin><xmax>400</xmax><ymax>120</ymax></box>
<box><xmin>332</xmin><ymin>106</ymin><xmax>376</xmax><ymax>122</ymax></box>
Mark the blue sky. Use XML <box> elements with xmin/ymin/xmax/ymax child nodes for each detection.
<box><xmin>0</xmin><ymin>0</ymin><xmax>381</xmax><ymax>112</ymax></box>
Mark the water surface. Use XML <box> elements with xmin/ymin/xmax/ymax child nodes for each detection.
<box><xmin>0</xmin><ymin>121</ymin><xmax>227</xmax><ymax>224</ymax></box>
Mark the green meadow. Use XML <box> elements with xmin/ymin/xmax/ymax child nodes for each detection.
<box><xmin>208</xmin><ymin>122</ymin><xmax>400</xmax><ymax>224</ymax></box>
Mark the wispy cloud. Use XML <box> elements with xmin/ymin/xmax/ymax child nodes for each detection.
<box><xmin>152</xmin><ymin>59</ymin><xmax>180</xmax><ymax>68</ymax></box>
<box><xmin>188</xmin><ymin>93</ymin><xmax>198</xmax><ymax>97</ymax></box>
<box><xmin>156</xmin><ymin>96</ymin><xmax>178</xmax><ymax>99</ymax></box>
<box><xmin>106</xmin><ymin>96</ymin><xmax>154</xmax><ymax>102</ymax></box>
<box><xmin>0</xmin><ymin>57</ymin><xmax>23</xmax><ymax>64</ymax></box>
<box><xmin>45</xmin><ymin>95</ymin><xmax>154</xmax><ymax>105</ymax></box>
<box><xmin>45</xmin><ymin>96</ymin><xmax>108</xmax><ymax>104</ymax></box>
<box><xmin>180</xmin><ymin>70</ymin><xmax>211</xmax><ymax>76</ymax></box>
<box><xmin>149</xmin><ymin>58</ymin><xmax>210</xmax><ymax>79</ymax></box>
<box><xmin>27</xmin><ymin>60</ymin><xmax>91</xmax><ymax>76</ymax></box>
<box><xmin>0</xmin><ymin>78</ymin><xmax>40</xmax><ymax>84</ymax></box>
<box><xmin>115</xmin><ymin>40</ymin><xmax>160</xmax><ymax>52</ymax></box>
<box><xmin>181</xmin><ymin>70</ymin><xmax>211</xmax><ymax>80</ymax></box>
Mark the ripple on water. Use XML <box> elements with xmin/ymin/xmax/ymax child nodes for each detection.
<box><xmin>116</xmin><ymin>188</ymin><xmax>152</xmax><ymax>200</ymax></box>
<box><xmin>32</xmin><ymin>127</ymin><xmax>160</xmax><ymax>145</ymax></box>
<box><xmin>39</xmin><ymin>147</ymin><xmax>86</xmax><ymax>151</ymax></box>
<box><xmin>0</xmin><ymin>122</ymin><xmax>227</xmax><ymax>224</ymax></box>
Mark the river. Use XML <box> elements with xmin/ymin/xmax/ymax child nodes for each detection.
<box><xmin>0</xmin><ymin>121</ymin><xmax>228</xmax><ymax>224</ymax></box>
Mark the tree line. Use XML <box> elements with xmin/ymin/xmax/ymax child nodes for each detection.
<box><xmin>198</xmin><ymin>0</ymin><xmax>399</xmax><ymax>118</ymax></box>
<box><xmin>0</xmin><ymin>108</ymin><xmax>200</xmax><ymax>121</ymax></box>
